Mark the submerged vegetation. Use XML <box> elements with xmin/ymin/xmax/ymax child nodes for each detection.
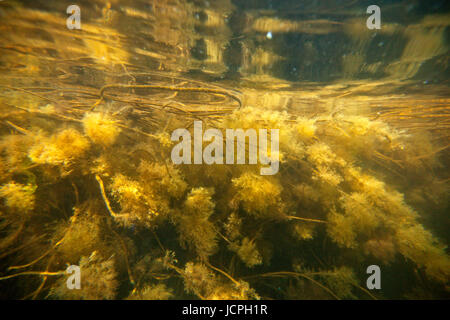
<box><xmin>0</xmin><ymin>100</ymin><xmax>448</xmax><ymax>299</ymax></box>
<box><xmin>0</xmin><ymin>0</ymin><xmax>449</xmax><ymax>301</ymax></box>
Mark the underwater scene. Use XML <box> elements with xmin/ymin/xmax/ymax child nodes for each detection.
<box><xmin>0</xmin><ymin>0</ymin><xmax>449</xmax><ymax>300</ymax></box>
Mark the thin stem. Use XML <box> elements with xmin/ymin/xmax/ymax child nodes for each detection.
<box><xmin>286</xmin><ymin>215</ymin><xmax>328</xmax><ymax>224</ymax></box>
<box><xmin>0</xmin><ymin>271</ymin><xmax>65</xmax><ymax>281</ymax></box>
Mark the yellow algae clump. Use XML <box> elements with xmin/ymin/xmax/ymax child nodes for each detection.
<box><xmin>50</xmin><ymin>251</ymin><xmax>118</xmax><ymax>300</ymax></box>
<box><xmin>154</xmin><ymin>131</ymin><xmax>173</xmax><ymax>149</ymax></box>
<box><xmin>0</xmin><ymin>182</ymin><xmax>36</xmax><ymax>213</ymax></box>
<box><xmin>138</xmin><ymin>161</ymin><xmax>187</xmax><ymax>200</ymax></box>
<box><xmin>306</xmin><ymin>142</ymin><xmax>347</xmax><ymax>167</ymax></box>
<box><xmin>109</xmin><ymin>174</ymin><xmax>161</xmax><ymax>227</ymax></box>
<box><xmin>207</xmin><ymin>280</ymin><xmax>260</xmax><ymax>300</ymax></box>
<box><xmin>292</xmin><ymin>223</ymin><xmax>315</xmax><ymax>241</ymax></box>
<box><xmin>363</xmin><ymin>236</ymin><xmax>396</xmax><ymax>263</ymax></box>
<box><xmin>176</xmin><ymin>188</ymin><xmax>217</xmax><ymax>258</ymax></box>
<box><xmin>230</xmin><ymin>237</ymin><xmax>263</xmax><ymax>268</ymax></box>
<box><xmin>28</xmin><ymin>128</ymin><xmax>90</xmax><ymax>167</ymax></box>
<box><xmin>224</xmin><ymin>212</ymin><xmax>242</xmax><ymax>242</ymax></box>
<box><xmin>184</xmin><ymin>187</ymin><xmax>215</xmax><ymax>216</ymax></box>
<box><xmin>83</xmin><ymin>112</ymin><xmax>121</xmax><ymax>147</ymax></box>
<box><xmin>223</xmin><ymin>106</ymin><xmax>303</xmax><ymax>162</ymax></box>
<box><xmin>339</xmin><ymin>192</ymin><xmax>380</xmax><ymax>233</ymax></box>
<box><xmin>326</xmin><ymin>209</ymin><xmax>357</xmax><ymax>249</ymax></box>
<box><xmin>182</xmin><ymin>262</ymin><xmax>259</xmax><ymax>300</ymax></box>
<box><xmin>0</xmin><ymin>134</ymin><xmax>35</xmax><ymax>171</ymax></box>
<box><xmin>111</xmin><ymin>174</ymin><xmax>143</xmax><ymax>202</ymax></box>
<box><xmin>54</xmin><ymin>202</ymin><xmax>114</xmax><ymax>264</ymax></box>
<box><xmin>312</xmin><ymin>166</ymin><xmax>343</xmax><ymax>186</ymax></box>
<box><xmin>394</xmin><ymin>225</ymin><xmax>450</xmax><ymax>284</ymax></box>
<box><xmin>183</xmin><ymin>262</ymin><xmax>217</xmax><ymax>298</ymax></box>
<box><xmin>126</xmin><ymin>284</ymin><xmax>173</xmax><ymax>300</ymax></box>
<box><xmin>295</xmin><ymin>118</ymin><xmax>317</xmax><ymax>139</ymax></box>
<box><xmin>232</xmin><ymin>172</ymin><xmax>283</xmax><ymax>218</ymax></box>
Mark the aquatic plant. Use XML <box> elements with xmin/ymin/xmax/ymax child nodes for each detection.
<box><xmin>28</xmin><ymin>128</ymin><xmax>90</xmax><ymax>168</ymax></box>
<box><xmin>82</xmin><ymin>112</ymin><xmax>121</xmax><ymax>147</ymax></box>
<box><xmin>232</xmin><ymin>172</ymin><xmax>283</xmax><ymax>219</ymax></box>
<box><xmin>126</xmin><ymin>284</ymin><xmax>173</xmax><ymax>300</ymax></box>
<box><xmin>0</xmin><ymin>182</ymin><xmax>36</xmax><ymax>214</ymax></box>
<box><xmin>175</xmin><ymin>187</ymin><xmax>218</xmax><ymax>259</ymax></box>
<box><xmin>50</xmin><ymin>251</ymin><xmax>118</xmax><ymax>300</ymax></box>
<box><xmin>0</xmin><ymin>97</ymin><xmax>448</xmax><ymax>300</ymax></box>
